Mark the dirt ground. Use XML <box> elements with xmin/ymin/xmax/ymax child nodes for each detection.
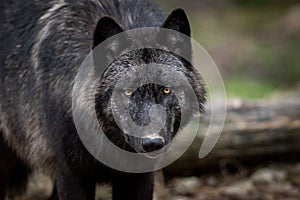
<box><xmin>163</xmin><ymin>162</ymin><xmax>300</xmax><ymax>200</ymax></box>
<box><xmin>6</xmin><ymin>161</ymin><xmax>300</xmax><ymax>200</ymax></box>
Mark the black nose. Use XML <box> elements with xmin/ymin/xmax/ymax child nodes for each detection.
<box><xmin>142</xmin><ymin>137</ymin><xmax>165</xmax><ymax>152</ymax></box>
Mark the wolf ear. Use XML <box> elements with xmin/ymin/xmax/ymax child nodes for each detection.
<box><xmin>160</xmin><ymin>9</ymin><xmax>191</xmax><ymax>60</ymax></box>
<box><xmin>93</xmin><ymin>17</ymin><xmax>126</xmax><ymax>71</ymax></box>
<box><xmin>93</xmin><ymin>17</ymin><xmax>124</xmax><ymax>48</ymax></box>
<box><xmin>162</xmin><ymin>9</ymin><xmax>190</xmax><ymax>37</ymax></box>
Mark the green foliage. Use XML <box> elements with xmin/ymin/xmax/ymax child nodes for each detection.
<box><xmin>190</xmin><ymin>5</ymin><xmax>300</xmax><ymax>98</ymax></box>
<box><xmin>233</xmin><ymin>0</ymin><xmax>300</xmax><ymax>7</ymax></box>
<box><xmin>225</xmin><ymin>76</ymin><xmax>276</xmax><ymax>99</ymax></box>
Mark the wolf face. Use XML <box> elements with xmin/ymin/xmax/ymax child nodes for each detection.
<box><xmin>95</xmin><ymin>50</ymin><xmax>183</xmax><ymax>155</ymax></box>
<box><xmin>93</xmin><ymin>9</ymin><xmax>206</xmax><ymax>156</ymax></box>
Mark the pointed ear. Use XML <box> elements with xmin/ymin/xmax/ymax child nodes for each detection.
<box><xmin>92</xmin><ymin>17</ymin><xmax>127</xmax><ymax>72</ymax></box>
<box><xmin>162</xmin><ymin>8</ymin><xmax>190</xmax><ymax>37</ymax></box>
<box><xmin>93</xmin><ymin>17</ymin><xmax>124</xmax><ymax>48</ymax></box>
<box><xmin>159</xmin><ymin>9</ymin><xmax>192</xmax><ymax>60</ymax></box>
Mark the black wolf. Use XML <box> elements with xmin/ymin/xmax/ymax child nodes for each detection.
<box><xmin>0</xmin><ymin>0</ymin><xmax>205</xmax><ymax>199</ymax></box>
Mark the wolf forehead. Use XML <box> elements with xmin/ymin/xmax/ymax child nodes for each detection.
<box><xmin>98</xmin><ymin>49</ymin><xmax>189</xmax><ymax>88</ymax></box>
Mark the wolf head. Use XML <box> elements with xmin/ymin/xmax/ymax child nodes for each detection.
<box><xmin>93</xmin><ymin>9</ymin><xmax>206</xmax><ymax>156</ymax></box>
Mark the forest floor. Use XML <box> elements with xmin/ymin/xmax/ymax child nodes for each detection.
<box><xmin>8</xmin><ymin>161</ymin><xmax>300</xmax><ymax>200</ymax></box>
<box><xmin>162</xmin><ymin>161</ymin><xmax>300</xmax><ymax>200</ymax></box>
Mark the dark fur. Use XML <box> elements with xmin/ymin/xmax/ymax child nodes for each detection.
<box><xmin>0</xmin><ymin>0</ymin><xmax>205</xmax><ymax>199</ymax></box>
<box><xmin>0</xmin><ymin>134</ymin><xmax>31</xmax><ymax>199</ymax></box>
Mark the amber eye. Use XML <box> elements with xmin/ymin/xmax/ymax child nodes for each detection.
<box><xmin>163</xmin><ymin>88</ymin><xmax>171</xmax><ymax>94</ymax></box>
<box><xmin>124</xmin><ymin>89</ymin><xmax>132</xmax><ymax>96</ymax></box>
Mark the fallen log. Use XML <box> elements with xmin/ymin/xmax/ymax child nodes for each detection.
<box><xmin>165</xmin><ymin>98</ymin><xmax>300</xmax><ymax>176</ymax></box>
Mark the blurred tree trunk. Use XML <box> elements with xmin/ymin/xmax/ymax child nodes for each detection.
<box><xmin>165</xmin><ymin>98</ymin><xmax>300</xmax><ymax>176</ymax></box>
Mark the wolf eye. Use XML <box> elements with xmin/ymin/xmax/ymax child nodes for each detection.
<box><xmin>124</xmin><ymin>89</ymin><xmax>132</xmax><ymax>96</ymax></box>
<box><xmin>163</xmin><ymin>88</ymin><xmax>171</xmax><ymax>94</ymax></box>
